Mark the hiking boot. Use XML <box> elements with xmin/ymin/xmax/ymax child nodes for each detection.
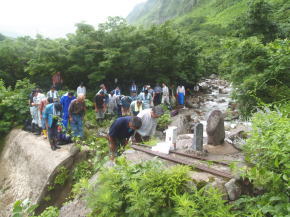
<box><xmin>31</xmin><ymin>123</ymin><xmax>36</xmax><ymax>133</ymax></box>
<box><xmin>42</xmin><ymin>130</ymin><xmax>47</xmax><ymax>139</ymax></box>
<box><xmin>34</xmin><ymin>127</ymin><xmax>41</xmax><ymax>135</ymax></box>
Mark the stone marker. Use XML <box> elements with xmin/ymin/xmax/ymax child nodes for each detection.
<box><xmin>206</xmin><ymin>110</ymin><xmax>225</xmax><ymax>145</ymax></box>
<box><xmin>192</xmin><ymin>123</ymin><xmax>203</xmax><ymax>151</ymax></box>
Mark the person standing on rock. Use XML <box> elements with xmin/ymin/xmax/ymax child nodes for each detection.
<box><xmin>97</xmin><ymin>84</ymin><xmax>108</xmax><ymax>112</ymax></box>
<box><xmin>60</xmin><ymin>92</ymin><xmax>76</xmax><ymax>128</ymax></box>
<box><xmin>77</xmin><ymin>82</ymin><xmax>86</xmax><ymax>96</ymax></box>
<box><xmin>138</xmin><ymin>89</ymin><xmax>152</xmax><ymax>109</ymax></box>
<box><xmin>39</xmin><ymin>97</ymin><xmax>49</xmax><ymax>138</ymax></box>
<box><xmin>177</xmin><ymin>85</ymin><xmax>185</xmax><ymax>107</ymax></box>
<box><xmin>153</xmin><ymin>83</ymin><xmax>162</xmax><ymax>106</ymax></box>
<box><xmin>43</xmin><ymin>97</ymin><xmax>61</xmax><ymax>150</ymax></box>
<box><xmin>134</xmin><ymin>105</ymin><xmax>164</xmax><ymax>142</ymax></box>
<box><xmin>32</xmin><ymin>89</ymin><xmax>46</xmax><ymax>135</ymax></box>
<box><xmin>113</xmin><ymin>86</ymin><xmax>121</xmax><ymax>96</ymax></box>
<box><xmin>29</xmin><ymin>90</ymin><xmax>37</xmax><ymax>132</ymax></box>
<box><xmin>47</xmin><ymin>86</ymin><xmax>59</xmax><ymax>102</ymax></box>
<box><xmin>108</xmin><ymin>116</ymin><xmax>142</xmax><ymax>160</ymax></box>
<box><xmin>94</xmin><ymin>90</ymin><xmax>106</xmax><ymax>121</ymax></box>
<box><xmin>68</xmin><ymin>94</ymin><xmax>86</xmax><ymax>138</ymax></box>
<box><xmin>130</xmin><ymin>81</ymin><xmax>137</xmax><ymax>95</ymax></box>
<box><xmin>161</xmin><ymin>83</ymin><xmax>170</xmax><ymax>105</ymax></box>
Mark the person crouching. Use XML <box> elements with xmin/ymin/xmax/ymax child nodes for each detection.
<box><xmin>108</xmin><ymin>116</ymin><xmax>142</xmax><ymax>160</ymax></box>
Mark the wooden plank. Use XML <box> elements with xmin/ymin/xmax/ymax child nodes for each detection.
<box><xmin>131</xmin><ymin>145</ymin><xmax>233</xmax><ymax>179</ymax></box>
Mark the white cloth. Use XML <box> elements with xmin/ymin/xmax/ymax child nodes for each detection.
<box><xmin>176</xmin><ymin>86</ymin><xmax>185</xmax><ymax>95</ymax></box>
<box><xmin>108</xmin><ymin>95</ymin><xmax>116</xmax><ymax>114</ymax></box>
<box><xmin>32</xmin><ymin>93</ymin><xmax>45</xmax><ymax>127</ymax></box>
<box><xmin>162</xmin><ymin>85</ymin><xmax>170</xmax><ymax>104</ymax></box>
<box><xmin>77</xmin><ymin>86</ymin><xmax>86</xmax><ymax>95</ymax></box>
<box><xmin>47</xmin><ymin>90</ymin><xmax>59</xmax><ymax>100</ymax></box>
<box><xmin>162</xmin><ymin>95</ymin><xmax>170</xmax><ymax>104</ymax></box>
<box><xmin>137</xmin><ymin>109</ymin><xmax>157</xmax><ymax>137</ymax></box>
<box><xmin>162</xmin><ymin>86</ymin><xmax>169</xmax><ymax>96</ymax></box>
<box><xmin>138</xmin><ymin>92</ymin><xmax>152</xmax><ymax>109</ymax></box>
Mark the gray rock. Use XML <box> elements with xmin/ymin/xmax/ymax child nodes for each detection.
<box><xmin>60</xmin><ymin>197</ymin><xmax>90</xmax><ymax>217</ymax></box>
<box><xmin>206</xmin><ymin>110</ymin><xmax>225</xmax><ymax>145</ymax></box>
<box><xmin>192</xmin><ymin>123</ymin><xmax>203</xmax><ymax>151</ymax></box>
<box><xmin>177</xmin><ymin>134</ymin><xmax>193</xmax><ymax>140</ymax></box>
<box><xmin>170</xmin><ymin>113</ymin><xmax>192</xmax><ymax>135</ymax></box>
<box><xmin>0</xmin><ymin>129</ymin><xmax>77</xmax><ymax>217</ymax></box>
<box><xmin>225</xmin><ymin>179</ymin><xmax>242</xmax><ymax>201</ymax></box>
<box><xmin>209</xmin><ymin>74</ymin><xmax>218</xmax><ymax>79</ymax></box>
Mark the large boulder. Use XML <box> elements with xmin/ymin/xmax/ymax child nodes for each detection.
<box><xmin>225</xmin><ymin>179</ymin><xmax>242</xmax><ymax>201</ymax></box>
<box><xmin>206</xmin><ymin>110</ymin><xmax>225</xmax><ymax>145</ymax></box>
<box><xmin>0</xmin><ymin>129</ymin><xmax>78</xmax><ymax>217</ymax></box>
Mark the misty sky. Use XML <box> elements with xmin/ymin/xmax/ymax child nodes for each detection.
<box><xmin>0</xmin><ymin>0</ymin><xmax>144</xmax><ymax>38</ymax></box>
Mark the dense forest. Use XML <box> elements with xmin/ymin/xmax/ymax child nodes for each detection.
<box><xmin>0</xmin><ymin>0</ymin><xmax>290</xmax><ymax>216</ymax></box>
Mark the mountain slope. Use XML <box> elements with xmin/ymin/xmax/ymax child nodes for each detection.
<box><xmin>127</xmin><ymin>0</ymin><xmax>290</xmax><ymax>29</ymax></box>
<box><xmin>127</xmin><ymin>0</ymin><xmax>200</xmax><ymax>25</ymax></box>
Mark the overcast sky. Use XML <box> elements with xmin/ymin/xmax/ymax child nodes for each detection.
<box><xmin>0</xmin><ymin>0</ymin><xmax>145</xmax><ymax>38</ymax></box>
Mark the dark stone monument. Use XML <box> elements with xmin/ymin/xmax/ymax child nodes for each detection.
<box><xmin>206</xmin><ymin>110</ymin><xmax>225</xmax><ymax>145</ymax></box>
<box><xmin>192</xmin><ymin>123</ymin><xmax>203</xmax><ymax>151</ymax></box>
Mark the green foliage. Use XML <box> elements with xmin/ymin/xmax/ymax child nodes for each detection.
<box><xmin>0</xmin><ymin>79</ymin><xmax>35</xmax><ymax>136</ymax></box>
<box><xmin>11</xmin><ymin>200</ymin><xmax>59</xmax><ymax>217</ymax></box>
<box><xmin>73</xmin><ymin>161</ymin><xmax>94</xmax><ymax>183</ymax></box>
<box><xmin>54</xmin><ymin>166</ymin><xmax>69</xmax><ymax>186</ymax></box>
<box><xmin>234</xmin><ymin>108</ymin><xmax>290</xmax><ymax>216</ymax></box>
<box><xmin>71</xmin><ymin>178</ymin><xmax>90</xmax><ymax>199</ymax></box>
<box><xmin>87</xmin><ymin>158</ymin><xmax>232</xmax><ymax>217</ymax></box>
<box><xmin>173</xmin><ymin>187</ymin><xmax>233</xmax><ymax>217</ymax></box>
<box><xmin>157</xmin><ymin>113</ymin><xmax>172</xmax><ymax>131</ymax></box>
<box><xmin>11</xmin><ymin>199</ymin><xmax>37</xmax><ymax>217</ymax></box>
<box><xmin>143</xmin><ymin>137</ymin><xmax>159</xmax><ymax>146</ymax></box>
<box><xmin>37</xmin><ymin>206</ymin><xmax>59</xmax><ymax>217</ymax></box>
<box><xmin>219</xmin><ymin>37</ymin><xmax>290</xmax><ymax>117</ymax></box>
<box><xmin>231</xmin><ymin>0</ymin><xmax>278</xmax><ymax>42</ymax></box>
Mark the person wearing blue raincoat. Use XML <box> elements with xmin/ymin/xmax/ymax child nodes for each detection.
<box><xmin>60</xmin><ymin>92</ymin><xmax>76</xmax><ymax>128</ymax></box>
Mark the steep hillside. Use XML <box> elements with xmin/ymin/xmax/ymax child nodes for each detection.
<box><xmin>127</xmin><ymin>0</ymin><xmax>200</xmax><ymax>25</ymax></box>
<box><xmin>127</xmin><ymin>0</ymin><xmax>289</xmax><ymax>28</ymax></box>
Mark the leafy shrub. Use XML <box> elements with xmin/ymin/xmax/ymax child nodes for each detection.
<box><xmin>234</xmin><ymin>107</ymin><xmax>290</xmax><ymax>216</ymax></box>
<box><xmin>87</xmin><ymin>158</ymin><xmax>233</xmax><ymax>217</ymax></box>
<box><xmin>73</xmin><ymin>161</ymin><xmax>94</xmax><ymax>182</ymax></box>
<box><xmin>37</xmin><ymin>206</ymin><xmax>59</xmax><ymax>217</ymax></box>
<box><xmin>71</xmin><ymin>178</ymin><xmax>89</xmax><ymax>199</ymax></box>
<box><xmin>11</xmin><ymin>199</ymin><xmax>37</xmax><ymax>217</ymax></box>
<box><xmin>173</xmin><ymin>187</ymin><xmax>233</xmax><ymax>217</ymax></box>
<box><xmin>54</xmin><ymin>166</ymin><xmax>69</xmax><ymax>185</ymax></box>
<box><xmin>157</xmin><ymin>113</ymin><xmax>172</xmax><ymax>131</ymax></box>
<box><xmin>0</xmin><ymin>79</ymin><xmax>35</xmax><ymax>136</ymax></box>
<box><xmin>219</xmin><ymin>38</ymin><xmax>290</xmax><ymax>117</ymax></box>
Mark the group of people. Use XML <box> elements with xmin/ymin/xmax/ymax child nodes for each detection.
<box><xmin>95</xmin><ymin>82</ymin><xmax>186</xmax><ymax>160</ymax></box>
<box><xmin>29</xmin><ymin>83</ymin><xmax>86</xmax><ymax>150</ymax></box>
<box><xmin>94</xmin><ymin>82</ymin><xmax>186</xmax><ymax>121</ymax></box>
<box><xmin>28</xmin><ymin>79</ymin><xmax>185</xmax><ymax>155</ymax></box>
